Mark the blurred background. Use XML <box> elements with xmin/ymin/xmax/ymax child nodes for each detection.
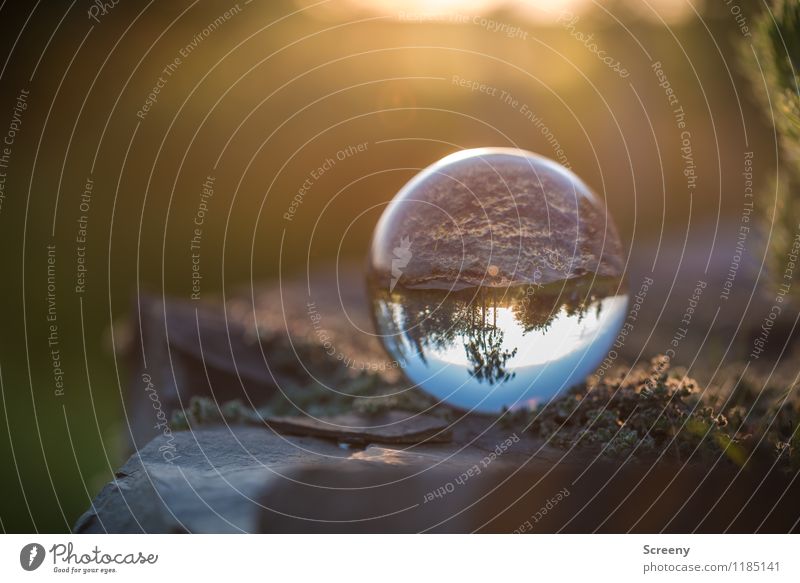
<box><xmin>0</xmin><ymin>0</ymin><xmax>775</xmax><ymax>532</ymax></box>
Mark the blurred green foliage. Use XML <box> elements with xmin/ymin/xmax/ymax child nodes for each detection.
<box><xmin>746</xmin><ymin>0</ymin><xmax>800</xmax><ymax>297</ymax></box>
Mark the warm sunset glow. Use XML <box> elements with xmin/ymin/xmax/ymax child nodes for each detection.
<box><xmin>293</xmin><ymin>0</ymin><xmax>695</xmax><ymax>25</ymax></box>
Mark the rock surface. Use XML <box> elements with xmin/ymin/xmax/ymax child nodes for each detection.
<box><xmin>76</xmin><ymin>422</ymin><xmax>800</xmax><ymax>533</ymax></box>
<box><xmin>101</xmin><ymin>249</ymin><xmax>799</xmax><ymax>534</ymax></box>
<box><xmin>126</xmin><ymin>266</ymin><xmax>395</xmax><ymax>449</ymax></box>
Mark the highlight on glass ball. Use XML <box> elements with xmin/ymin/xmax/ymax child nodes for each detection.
<box><xmin>367</xmin><ymin>148</ymin><xmax>628</xmax><ymax>414</ymax></box>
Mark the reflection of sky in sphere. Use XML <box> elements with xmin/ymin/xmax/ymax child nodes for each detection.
<box><xmin>431</xmin><ymin>297</ymin><xmax>624</xmax><ymax>367</ymax></box>
<box><xmin>375</xmin><ymin>290</ymin><xmax>628</xmax><ymax>413</ymax></box>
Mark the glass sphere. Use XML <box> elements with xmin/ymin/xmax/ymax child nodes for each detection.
<box><xmin>368</xmin><ymin>148</ymin><xmax>628</xmax><ymax>413</ymax></box>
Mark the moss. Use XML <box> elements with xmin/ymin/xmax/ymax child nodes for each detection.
<box><xmin>529</xmin><ymin>355</ymin><xmax>799</xmax><ymax>470</ymax></box>
<box><xmin>171</xmin><ymin>369</ymin><xmax>440</xmax><ymax>430</ymax></box>
<box><xmin>172</xmin><ymin>349</ymin><xmax>799</xmax><ymax>470</ymax></box>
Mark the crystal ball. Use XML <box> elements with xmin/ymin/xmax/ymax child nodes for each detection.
<box><xmin>367</xmin><ymin>148</ymin><xmax>628</xmax><ymax>413</ymax></box>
